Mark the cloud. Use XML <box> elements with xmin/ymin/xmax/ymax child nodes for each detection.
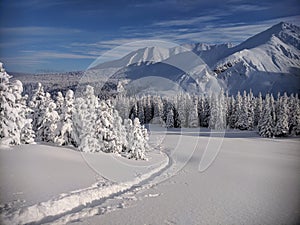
<box><xmin>35</xmin><ymin>51</ymin><xmax>95</xmax><ymax>59</ymax></box>
<box><xmin>152</xmin><ymin>15</ymin><xmax>222</xmax><ymax>27</ymax></box>
<box><xmin>0</xmin><ymin>26</ymin><xmax>82</xmax><ymax>36</ymax></box>
<box><xmin>230</xmin><ymin>3</ymin><xmax>270</xmax><ymax>12</ymax></box>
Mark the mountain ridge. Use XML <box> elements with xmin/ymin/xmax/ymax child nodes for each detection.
<box><xmin>10</xmin><ymin>22</ymin><xmax>300</xmax><ymax>96</ymax></box>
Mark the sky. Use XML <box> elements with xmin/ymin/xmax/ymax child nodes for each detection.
<box><xmin>0</xmin><ymin>0</ymin><xmax>299</xmax><ymax>73</ymax></box>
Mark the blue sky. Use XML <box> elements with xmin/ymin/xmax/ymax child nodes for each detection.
<box><xmin>0</xmin><ymin>0</ymin><xmax>299</xmax><ymax>73</ymax></box>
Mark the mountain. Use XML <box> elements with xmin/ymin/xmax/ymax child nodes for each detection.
<box><xmin>214</xmin><ymin>22</ymin><xmax>300</xmax><ymax>95</ymax></box>
<box><xmin>10</xmin><ymin>22</ymin><xmax>300</xmax><ymax>96</ymax></box>
<box><xmin>93</xmin><ymin>46</ymin><xmax>179</xmax><ymax>69</ymax></box>
<box><xmin>89</xmin><ymin>22</ymin><xmax>299</xmax><ymax>96</ymax></box>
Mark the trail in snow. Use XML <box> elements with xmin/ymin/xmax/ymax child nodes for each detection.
<box><xmin>0</xmin><ymin>149</ymin><xmax>169</xmax><ymax>225</ymax></box>
<box><xmin>77</xmin><ymin>133</ymin><xmax>300</xmax><ymax>225</ymax></box>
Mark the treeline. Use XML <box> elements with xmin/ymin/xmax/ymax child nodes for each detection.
<box><xmin>113</xmin><ymin>90</ymin><xmax>300</xmax><ymax>137</ymax></box>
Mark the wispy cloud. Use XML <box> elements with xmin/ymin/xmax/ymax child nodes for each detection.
<box><xmin>230</xmin><ymin>3</ymin><xmax>270</xmax><ymax>12</ymax></box>
<box><xmin>0</xmin><ymin>26</ymin><xmax>82</xmax><ymax>36</ymax></box>
<box><xmin>152</xmin><ymin>15</ymin><xmax>222</xmax><ymax>27</ymax></box>
<box><xmin>35</xmin><ymin>51</ymin><xmax>95</xmax><ymax>59</ymax></box>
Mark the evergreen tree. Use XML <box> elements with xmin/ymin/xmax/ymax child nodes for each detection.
<box><xmin>258</xmin><ymin>94</ymin><xmax>276</xmax><ymax>137</ymax></box>
<box><xmin>95</xmin><ymin>100</ymin><xmax>119</xmax><ymax>153</ymax></box>
<box><xmin>19</xmin><ymin>94</ymin><xmax>35</xmax><ymax>144</ymax></box>
<box><xmin>254</xmin><ymin>92</ymin><xmax>263</xmax><ymax>127</ymax></box>
<box><xmin>137</xmin><ymin>100</ymin><xmax>145</xmax><ymax>124</ymax></box>
<box><xmin>0</xmin><ymin>63</ymin><xmax>34</xmax><ymax>145</ymax></box>
<box><xmin>55</xmin><ymin>91</ymin><xmax>64</xmax><ymax>116</ymax></box>
<box><xmin>274</xmin><ymin>93</ymin><xmax>289</xmax><ymax>136</ymax></box>
<box><xmin>144</xmin><ymin>95</ymin><xmax>153</xmax><ymax>123</ymax></box>
<box><xmin>209</xmin><ymin>93</ymin><xmax>218</xmax><ymax>129</ymax></box>
<box><xmin>54</xmin><ymin>90</ymin><xmax>75</xmax><ymax>146</ymax></box>
<box><xmin>29</xmin><ymin>83</ymin><xmax>46</xmax><ymax>133</ymax></box>
<box><xmin>188</xmin><ymin>101</ymin><xmax>199</xmax><ymax>128</ymax></box>
<box><xmin>73</xmin><ymin>85</ymin><xmax>99</xmax><ymax>152</ymax></box>
<box><xmin>289</xmin><ymin>94</ymin><xmax>300</xmax><ymax>135</ymax></box>
<box><xmin>165</xmin><ymin>105</ymin><xmax>175</xmax><ymax>128</ymax></box>
<box><xmin>37</xmin><ymin>101</ymin><xmax>60</xmax><ymax>142</ymax></box>
<box><xmin>230</xmin><ymin>91</ymin><xmax>242</xmax><ymax>129</ymax></box>
<box><xmin>124</xmin><ymin>118</ymin><xmax>147</xmax><ymax>159</ymax></box>
<box><xmin>152</xmin><ymin>96</ymin><xmax>164</xmax><ymax>124</ymax></box>
<box><xmin>236</xmin><ymin>91</ymin><xmax>250</xmax><ymax>130</ymax></box>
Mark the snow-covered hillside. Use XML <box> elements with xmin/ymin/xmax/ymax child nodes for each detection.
<box><xmin>214</xmin><ymin>22</ymin><xmax>300</xmax><ymax>95</ymax></box>
<box><xmin>79</xmin><ymin>22</ymin><xmax>300</xmax><ymax>96</ymax></box>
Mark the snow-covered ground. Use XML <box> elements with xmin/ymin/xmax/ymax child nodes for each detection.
<box><xmin>1</xmin><ymin>128</ymin><xmax>300</xmax><ymax>225</ymax></box>
<box><xmin>74</xmin><ymin>129</ymin><xmax>300</xmax><ymax>225</ymax></box>
<box><xmin>0</xmin><ymin>140</ymin><xmax>168</xmax><ymax>224</ymax></box>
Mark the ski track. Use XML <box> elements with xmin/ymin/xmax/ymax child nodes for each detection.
<box><xmin>44</xmin><ymin>152</ymin><xmax>174</xmax><ymax>225</ymax></box>
<box><xmin>1</xmin><ymin>152</ymin><xmax>171</xmax><ymax>225</ymax></box>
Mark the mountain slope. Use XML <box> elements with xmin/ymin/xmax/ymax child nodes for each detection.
<box><xmin>10</xmin><ymin>22</ymin><xmax>300</xmax><ymax>96</ymax></box>
<box><xmin>214</xmin><ymin>22</ymin><xmax>300</xmax><ymax>95</ymax></box>
<box><xmin>93</xmin><ymin>46</ymin><xmax>178</xmax><ymax>69</ymax></box>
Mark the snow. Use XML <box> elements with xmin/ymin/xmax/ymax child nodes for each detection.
<box><xmin>70</xmin><ymin>128</ymin><xmax>300</xmax><ymax>225</ymax></box>
<box><xmin>1</xmin><ymin>128</ymin><xmax>300</xmax><ymax>224</ymax></box>
<box><xmin>9</xmin><ymin>22</ymin><xmax>300</xmax><ymax>97</ymax></box>
<box><xmin>0</xmin><ymin>143</ymin><xmax>168</xmax><ymax>224</ymax></box>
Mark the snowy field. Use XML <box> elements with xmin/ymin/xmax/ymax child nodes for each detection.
<box><xmin>1</xmin><ymin>128</ymin><xmax>299</xmax><ymax>225</ymax></box>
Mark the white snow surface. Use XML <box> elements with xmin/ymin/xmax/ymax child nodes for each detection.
<box><xmin>0</xmin><ymin>143</ymin><xmax>168</xmax><ymax>225</ymax></box>
<box><xmin>71</xmin><ymin>128</ymin><xmax>300</xmax><ymax>225</ymax></box>
<box><xmin>0</xmin><ymin>128</ymin><xmax>300</xmax><ymax>225</ymax></box>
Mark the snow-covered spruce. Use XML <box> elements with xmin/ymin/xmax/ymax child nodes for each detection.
<box><xmin>0</xmin><ymin>62</ymin><xmax>34</xmax><ymax>146</ymax></box>
<box><xmin>54</xmin><ymin>90</ymin><xmax>75</xmax><ymax>146</ymax></box>
<box><xmin>72</xmin><ymin>85</ymin><xmax>149</xmax><ymax>159</ymax></box>
<box><xmin>124</xmin><ymin>118</ymin><xmax>148</xmax><ymax>159</ymax></box>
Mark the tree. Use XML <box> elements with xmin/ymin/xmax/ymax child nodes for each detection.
<box><xmin>144</xmin><ymin>95</ymin><xmax>153</xmax><ymax>123</ymax></box>
<box><xmin>165</xmin><ymin>105</ymin><xmax>175</xmax><ymax>128</ymax></box>
<box><xmin>254</xmin><ymin>92</ymin><xmax>263</xmax><ymax>127</ymax></box>
<box><xmin>137</xmin><ymin>100</ymin><xmax>145</xmax><ymax>124</ymax></box>
<box><xmin>37</xmin><ymin>102</ymin><xmax>60</xmax><ymax>142</ymax></box>
<box><xmin>229</xmin><ymin>91</ymin><xmax>242</xmax><ymax>129</ymax></box>
<box><xmin>95</xmin><ymin>100</ymin><xmax>120</xmax><ymax>153</ymax></box>
<box><xmin>274</xmin><ymin>93</ymin><xmax>289</xmax><ymax>136</ymax></box>
<box><xmin>209</xmin><ymin>93</ymin><xmax>218</xmax><ymax>129</ymax></box>
<box><xmin>29</xmin><ymin>83</ymin><xmax>46</xmax><ymax>133</ymax></box>
<box><xmin>55</xmin><ymin>91</ymin><xmax>64</xmax><ymax>116</ymax></box>
<box><xmin>124</xmin><ymin>118</ymin><xmax>147</xmax><ymax>159</ymax></box>
<box><xmin>19</xmin><ymin>94</ymin><xmax>35</xmax><ymax>144</ymax></box>
<box><xmin>73</xmin><ymin>85</ymin><xmax>99</xmax><ymax>152</ymax></box>
<box><xmin>209</xmin><ymin>91</ymin><xmax>226</xmax><ymax>130</ymax></box>
<box><xmin>112</xmin><ymin>109</ymin><xmax>127</xmax><ymax>153</ymax></box>
<box><xmin>54</xmin><ymin>90</ymin><xmax>75</xmax><ymax>146</ymax></box>
<box><xmin>289</xmin><ymin>94</ymin><xmax>300</xmax><ymax>135</ymax></box>
<box><xmin>176</xmin><ymin>93</ymin><xmax>187</xmax><ymax>127</ymax></box>
<box><xmin>152</xmin><ymin>96</ymin><xmax>164</xmax><ymax>124</ymax></box>
<box><xmin>188</xmin><ymin>101</ymin><xmax>199</xmax><ymax>128</ymax></box>
<box><xmin>258</xmin><ymin>94</ymin><xmax>276</xmax><ymax>137</ymax></box>
<box><xmin>236</xmin><ymin>91</ymin><xmax>250</xmax><ymax>130</ymax></box>
<box><xmin>0</xmin><ymin>63</ymin><xmax>34</xmax><ymax>146</ymax></box>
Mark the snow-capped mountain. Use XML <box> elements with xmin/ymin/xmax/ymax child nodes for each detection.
<box><xmin>11</xmin><ymin>22</ymin><xmax>300</xmax><ymax>96</ymax></box>
<box><xmin>89</xmin><ymin>22</ymin><xmax>299</xmax><ymax>95</ymax></box>
<box><xmin>93</xmin><ymin>46</ymin><xmax>179</xmax><ymax>69</ymax></box>
<box><xmin>214</xmin><ymin>22</ymin><xmax>300</xmax><ymax>95</ymax></box>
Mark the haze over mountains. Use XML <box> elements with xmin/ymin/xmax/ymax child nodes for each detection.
<box><xmin>11</xmin><ymin>22</ymin><xmax>300</xmax><ymax>96</ymax></box>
